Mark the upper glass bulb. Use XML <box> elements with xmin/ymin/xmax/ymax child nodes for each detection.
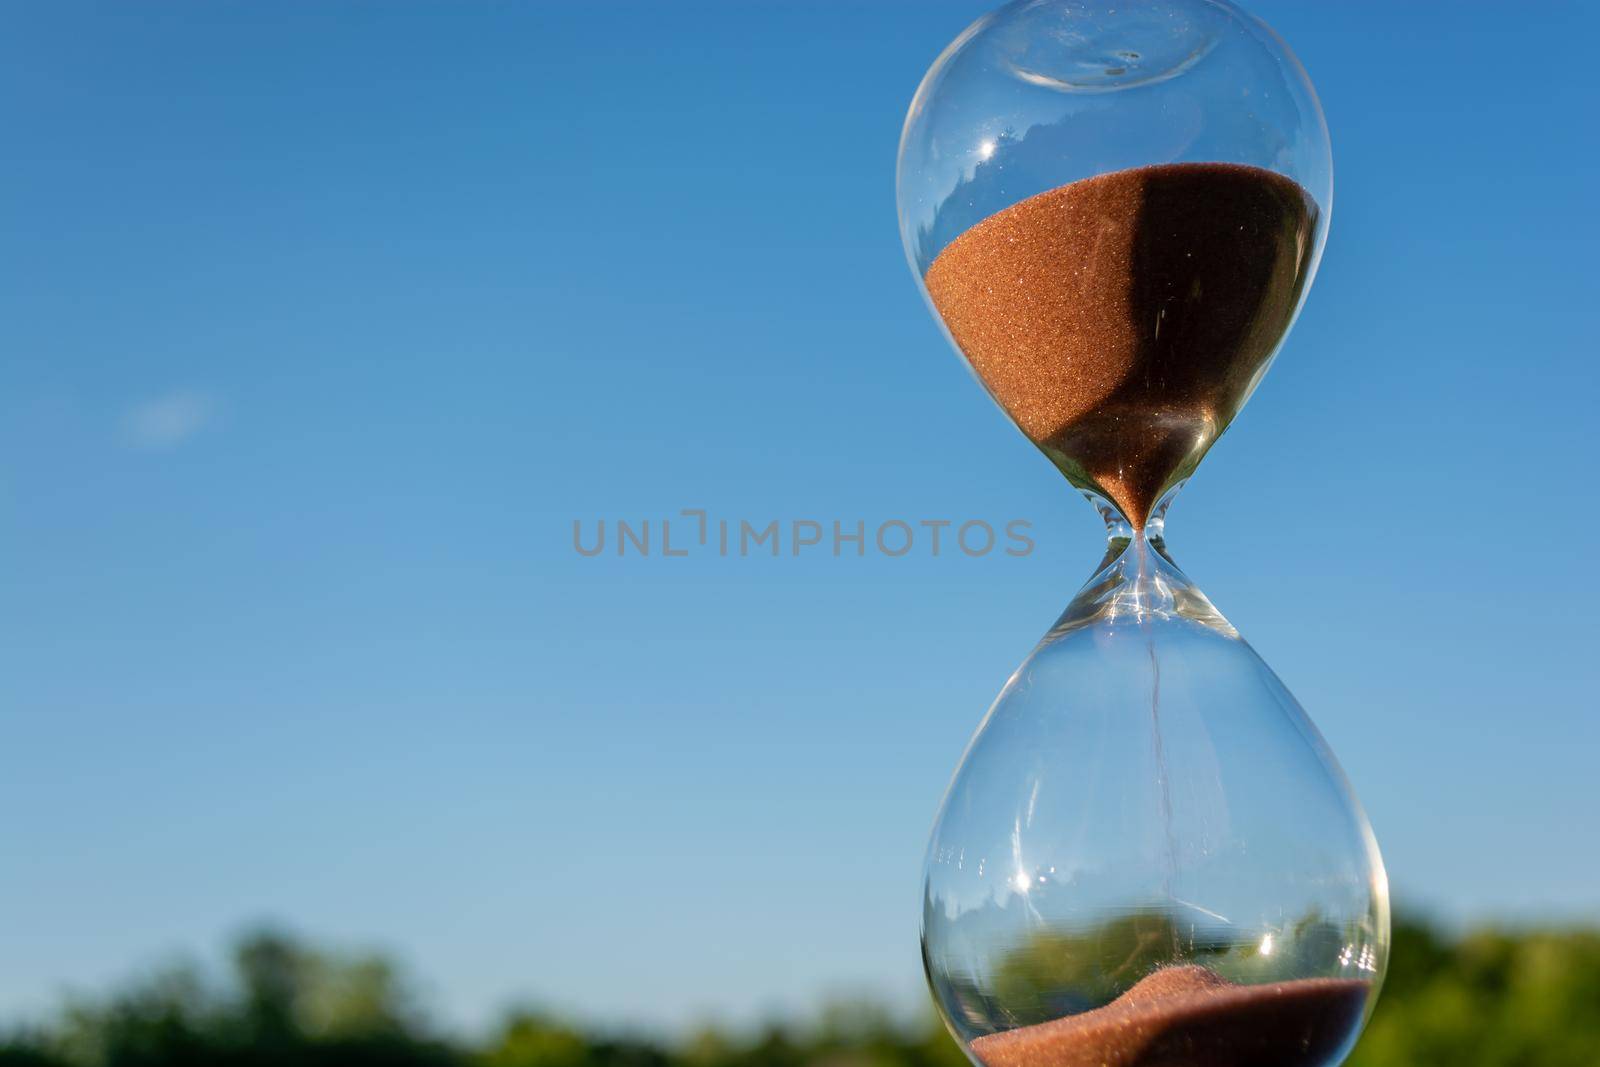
<box><xmin>897</xmin><ymin>0</ymin><xmax>1332</xmax><ymax>530</ymax></box>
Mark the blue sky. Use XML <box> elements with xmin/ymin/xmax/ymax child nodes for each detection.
<box><xmin>2</xmin><ymin>0</ymin><xmax>1597</xmax><ymax>1037</ymax></box>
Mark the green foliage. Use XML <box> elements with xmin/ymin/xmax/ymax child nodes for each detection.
<box><xmin>0</xmin><ymin>928</ymin><xmax>453</xmax><ymax>1067</ymax></box>
<box><xmin>1</xmin><ymin>916</ymin><xmax>1597</xmax><ymax>1067</ymax></box>
<box><xmin>1347</xmin><ymin>923</ymin><xmax>1600</xmax><ymax>1067</ymax></box>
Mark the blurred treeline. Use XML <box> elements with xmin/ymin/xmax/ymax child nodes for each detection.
<box><xmin>2</xmin><ymin>915</ymin><xmax>1596</xmax><ymax>1067</ymax></box>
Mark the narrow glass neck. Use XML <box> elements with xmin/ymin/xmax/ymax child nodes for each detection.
<box><xmin>1050</xmin><ymin>481</ymin><xmax>1233</xmax><ymax>638</ymax></box>
<box><xmin>1088</xmin><ymin>479</ymin><xmax>1183</xmax><ymax>547</ymax></box>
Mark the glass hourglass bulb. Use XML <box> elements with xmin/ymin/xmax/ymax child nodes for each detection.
<box><xmin>896</xmin><ymin>3</ymin><xmax>1388</xmax><ymax>1066</ymax></box>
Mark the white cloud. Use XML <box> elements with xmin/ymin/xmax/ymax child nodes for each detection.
<box><xmin>122</xmin><ymin>389</ymin><xmax>218</xmax><ymax>450</ymax></box>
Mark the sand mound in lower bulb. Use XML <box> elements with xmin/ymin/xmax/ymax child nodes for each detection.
<box><xmin>968</xmin><ymin>966</ymin><xmax>1368</xmax><ymax>1067</ymax></box>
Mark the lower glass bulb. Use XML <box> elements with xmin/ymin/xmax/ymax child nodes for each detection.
<box><xmin>922</xmin><ymin>503</ymin><xmax>1389</xmax><ymax>1067</ymax></box>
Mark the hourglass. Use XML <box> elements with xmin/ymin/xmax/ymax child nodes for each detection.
<box><xmin>897</xmin><ymin>2</ymin><xmax>1388</xmax><ymax>1066</ymax></box>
